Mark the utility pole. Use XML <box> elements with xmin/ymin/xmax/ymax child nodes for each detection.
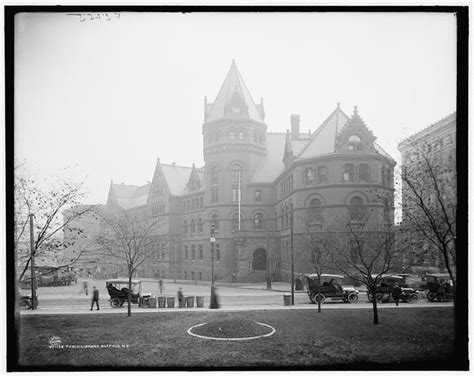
<box><xmin>29</xmin><ymin>214</ymin><xmax>37</xmax><ymax>310</ymax></box>
<box><xmin>209</xmin><ymin>224</ymin><xmax>218</xmax><ymax>309</ymax></box>
<box><xmin>290</xmin><ymin>208</ymin><xmax>295</xmax><ymax>305</ymax></box>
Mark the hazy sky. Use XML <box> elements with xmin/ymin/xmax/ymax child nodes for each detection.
<box><xmin>15</xmin><ymin>11</ymin><xmax>456</xmax><ymax>204</ymax></box>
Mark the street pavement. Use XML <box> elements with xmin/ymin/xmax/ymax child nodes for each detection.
<box><xmin>19</xmin><ymin>278</ymin><xmax>453</xmax><ymax>315</ymax></box>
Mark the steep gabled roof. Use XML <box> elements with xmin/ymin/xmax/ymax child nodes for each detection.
<box><xmin>298</xmin><ymin>105</ymin><xmax>350</xmax><ymax>159</ymax></box>
<box><xmin>108</xmin><ymin>183</ymin><xmax>150</xmax><ymax>210</ymax></box>
<box><xmin>205</xmin><ymin>60</ymin><xmax>264</xmax><ymax>123</ymax></box>
<box><xmin>160</xmin><ymin>163</ymin><xmax>194</xmax><ymax>196</ymax></box>
<box><xmin>184</xmin><ymin>164</ymin><xmax>205</xmax><ymax>194</ymax></box>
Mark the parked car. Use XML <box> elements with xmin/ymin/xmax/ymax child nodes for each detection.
<box><xmin>367</xmin><ymin>275</ymin><xmax>419</xmax><ymax>303</ymax></box>
<box><xmin>19</xmin><ymin>294</ymin><xmax>38</xmax><ymax>309</ymax></box>
<box><xmin>106</xmin><ymin>279</ymin><xmax>152</xmax><ymax>308</ymax></box>
<box><xmin>424</xmin><ymin>273</ymin><xmax>454</xmax><ymax>301</ymax></box>
<box><xmin>302</xmin><ymin>273</ymin><xmax>359</xmax><ymax>304</ymax></box>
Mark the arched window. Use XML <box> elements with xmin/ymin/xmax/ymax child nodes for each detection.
<box><xmin>183</xmin><ymin>220</ymin><xmax>188</xmax><ymax>234</ymax></box>
<box><xmin>190</xmin><ymin>219</ymin><xmax>195</xmax><ymax>234</ymax></box>
<box><xmin>343</xmin><ymin>164</ymin><xmax>355</xmax><ymax>182</ymax></box>
<box><xmin>348</xmin><ymin>134</ymin><xmax>363</xmax><ymax>151</ymax></box>
<box><xmin>230</xmin><ymin>131</ymin><xmax>235</xmax><ymax>140</ymax></box>
<box><xmin>215</xmin><ymin>244</ymin><xmax>221</xmax><ymax>262</ymax></box>
<box><xmin>253</xmin><ymin>213</ymin><xmax>264</xmax><ymax>230</ymax></box>
<box><xmin>308</xmin><ymin>198</ymin><xmax>323</xmax><ymax>223</ymax></box>
<box><xmin>197</xmin><ymin>218</ymin><xmax>203</xmax><ymax>234</ymax></box>
<box><xmin>238</xmin><ymin>129</ymin><xmax>244</xmax><ymax>140</ymax></box>
<box><xmin>349</xmin><ymin>196</ymin><xmax>365</xmax><ymax>221</ymax></box>
<box><xmin>289</xmin><ymin>202</ymin><xmax>294</xmax><ymax>227</ymax></box>
<box><xmin>284</xmin><ymin>205</ymin><xmax>289</xmax><ymax>229</ymax></box>
<box><xmin>359</xmin><ymin>163</ymin><xmax>370</xmax><ymax>182</ymax></box>
<box><xmin>232</xmin><ymin>165</ymin><xmax>242</xmax><ymax>184</ymax></box>
<box><xmin>253</xmin><ymin>131</ymin><xmax>258</xmax><ymax>143</ymax></box>
<box><xmin>211</xmin><ymin>166</ymin><xmax>218</xmax><ymax>185</ymax></box>
<box><xmin>317</xmin><ymin>166</ymin><xmax>328</xmax><ymax>184</ymax></box>
<box><xmin>232</xmin><ymin>212</ymin><xmax>243</xmax><ymax>230</ymax></box>
<box><xmin>211</xmin><ymin>214</ymin><xmax>219</xmax><ymax>231</ymax></box>
<box><xmin>304</xmin><ymin>168</ymin><xmax>315</xmax><ymax>184</ymax></box>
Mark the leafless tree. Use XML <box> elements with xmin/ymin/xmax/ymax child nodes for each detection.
<box><xmin>15</xmin><ymin>162</ymin><xmax>90</xmax><ymax>286</ymax></box>
<box><xmin>93</xmin><ymin>206</ymin><xmax>161</xmax><ymax>317</ymax></box>
<box><xmin>399</xmin><ymin>143</ymin><xmax>456</xmax><ymax>299</ymax></box>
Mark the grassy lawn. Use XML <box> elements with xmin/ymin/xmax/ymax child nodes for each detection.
<box><xmin>16</xmin><ymin>307</ymin><xmax>456</xmax><ymax>370</ymax></box>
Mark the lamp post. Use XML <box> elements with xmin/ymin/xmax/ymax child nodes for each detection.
<box><xmin>209</xmin><ymin>224</ymin><xmax>218</xmax><ymax>309</ymax></box>
<box><xmin>290</xmin><ymin>208</ymin><xmax>295</xmax><ymax>305</ymax></box>
<box><xmin>29</xmin><ymin>214</ymin><xmax>37</xmax><ymax>310</ymax></box>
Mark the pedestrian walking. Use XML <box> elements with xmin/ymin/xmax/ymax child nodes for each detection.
<box><xmin>177</xmin><ymin>287</ymin><xmax>184</xmax><ymax>308</ymax></box>
<box><xmin>159</xmin><ymin>278</ymin><xmax>163</xmax><ymax>294</ymax></box>
<box><xmin>80</xmin><ymin>281</ymin><xmax>89</xmax><ymax>296</ymax></box>
<box><xmin>437</xmin><ymin>283</ymin><xmax>446</xmax><ymax>302</ymax></box>
<box><xmin>90</xmin><ymin>286</ymin><xmax>100</xmax><ymax>310</ymax></box>
<box><xmin>392</xmin><ymin>282</ymin><xmax>402</xmax><ymax>306</ymax></box>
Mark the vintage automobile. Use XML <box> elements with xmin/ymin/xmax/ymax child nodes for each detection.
<box><xmin>302</xmin><ymin>273</ymin><xmax>359</xmax><ymax>304</ymax></box>
<box><xmin>424</xmin><ymin>273</ymin><xmax>454</xmax><ymax>301</ymax></box>
<box><xmin>19</xmin><ymin>294</ymin><xmax>38</xmax><ymax>309</ymax></box>
<box><xmin>106</xmin><ymin>279</ymin><xmax>152</xmax><ymax>308</ymax></box>
<box><xmin>367</xmin><ymin>275</ymin><xmax>419</xmax><ymax>303</ymax></box>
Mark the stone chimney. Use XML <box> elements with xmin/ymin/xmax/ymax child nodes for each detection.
<box><xmin>290</xmin><ymin>114</ymin><xmax>300</xmax><ymax>140</ymax></box>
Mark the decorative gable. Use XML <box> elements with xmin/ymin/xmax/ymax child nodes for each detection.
<box><xmin>147</xmin><ymin>159</ymin><xmax>169</xmax><ymax>204</ymax></box>
<box><xmin>282</xmin><ymin>130</ymin><xmax>295</xmax><ymax>167</ymax></box>
<box><xmin>186</xmin><ymin>164</ymin><xmax>202</xmax><ymax>192</ymax></box>
<box><xmin>335</xmin><ymin>106</ymin><xmax>377</xmax><ymax>153</ymax></box>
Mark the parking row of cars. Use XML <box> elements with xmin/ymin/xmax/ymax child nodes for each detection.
<box><xmin>300</xmin><ymin>273</ymin><xmax>454</xmax><ymax>305</ymax></box>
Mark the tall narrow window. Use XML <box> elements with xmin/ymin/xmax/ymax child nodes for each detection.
<box><xmin>211</xmin><ymin>188</ymin><xmax>218</xmax><ymax>203</ymax></box>
<box><xmin>348</xmin><ymin>135</ymin><xmax>362</xmax><ymax>151</ymax></box>
<box><xmin>190</xmin><ymin>219</ymin><xmax>195</xmax><ymax>234</ymax></box>
<box><xmin>197</xmin><ymin>218</ymin><xmax>203</xmax><ymax>234</ymax></box>
<box><xmin>343</xmin><ymin>164</ymin><xmax>355</xmax><ymax>182</ymax></box>
<box><xmin>215</xmin><ymin>244</ymin><xmax>221</xmax><ymax>261</ymax></box>
<box><xmin>211</xmin><ymin>166</ymin><xmax>218</xmax><ymax>185</ymax></box>
<box><xmin>308</xmin><ymin>198</ymin><xmax>322</xmax><ymax>223</ymax></box>
<box><xmin>184</xmin><ymin>245</ymin><xmax>188</xmax><ymax>260</ymax></box>
<box><xmin>183</xmin><ymin>220</ymin><xmax>188</xmax><ymax>234</ymax></box>
<box><xmin>359</xmin><ymin>163</ymin><xmax>370</xmax><ymax>182</ymax></box>
<box><xmin>317</xmin><ymin>166</ymin><xmax>328</xmax><ymax>184</ymax></box>
<box><xmin>238</xmin><ymin>130</ymin><xmax>244</xmax><ymax>140</ymax></box>
<box><xmin>192</xmin><ymin>245</ymin><xmax>195</xmax><ymax>260</ymax></box>
<box><xmin>253</xmin><ymin>213</ymin><xmax>264</xmax><ymax>230</ymax></box>
<box><xmin>304</xmin><ymin>168</ymin><xmax>315</xmax><ymax>184</ymax></box>
<box><xmin>255</xmin><ymin>189</ymin><xmax>262</xmax><ymax>201</ymax></box>
<box><xmin>232</xmin><ymin>165</ymin><xmax>242</xmax><ymax>184</ymax></box>
<box><xmin>211</xmin><ymin>214</ymin><xmax>219</xmax><ymax>231</ymax></box>
<box><xmin>199</xmin><ymin>245</ymin><xmax>203</xmax><ymax>260</ymax></box>
<box><xmin>349</xmin><ymin>196</ymin><xmax>365</xmax><ymax>221</ymax></box>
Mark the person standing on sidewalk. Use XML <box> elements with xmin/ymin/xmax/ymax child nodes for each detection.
<box><xmin>392</xmin><ymin>283</ymin><xmax>401</xmax><ymax>306</ymax></box>
<box><xmin>90</xmin><ymin>286</ymin><xmax>100</xmax><ymax>311</ymax></box>
<box><xmin>177</xmin><ymin>287</ymin><xmax>184</xmax><ymax>308</ymax></box>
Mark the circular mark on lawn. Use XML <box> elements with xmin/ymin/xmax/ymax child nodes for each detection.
<box><xmin>188</xmin><ymin>321</ymin><xmax>275</xmax><ymax>341</ymax></box>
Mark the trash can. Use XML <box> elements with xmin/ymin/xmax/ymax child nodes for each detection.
<box><xmin>158</xmin><ymin>296</ymin><xmax>166</xmax><ymax>308</ymax></box>
<box><xmin>148</xmin><ymin>297</ymin><xmax>157</xmax><ymax>308</ymax></box>
<box><xmin>283</xmin><ymin>294</ymin><xmax>291</xmax><ymax>306</ymax></box>
<box><xmin>186</xmin><ymin>296</ymin><xmax>195</xmax><ymax>308</ymax></box>
<box><xmin>166</xmin><ymin>297</ymin><xmax>175</xmax><ymax>308</ymax></box>
<box><xmin>196</xmin><ymin>296</ymin><xmax>204</xmax><ymax>307</ymax></box>
<box><xmin>178</xmin><ymin>297</ymin><xmax>186</xmax><ymax>308</ymax></box>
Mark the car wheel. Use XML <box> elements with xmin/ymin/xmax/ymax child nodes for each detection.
<box><xmin>110</xmin><ymin>298</ymin><xmax>121</xmax><ymax>308</ymax></box>
<box><xmin>312</xmin><ymin>293</ymin><xmax>325</xmax><ymax>305</ymax></box>
<box><xmin>367</xmin><ymin>293</ymin><xmax>373</xmax><ymax>302</ymax></box>
<box><xmin>427</xmin><ymin>292</ymin><xmax>436</xmax><ymax>301</ymax></box>
<box><xmin>347</xmin><ymin>293</ymin><xmax>358</xmax><ymax>303</ymax></box>
<box><xmin>376</xmin><ymin>293</ymin><xmax>384</xmax><ymax>302</ymax></box>
<box><xmin>410</xmin><ymin>293</ymin><xmax>419</xmax><ymax>302</ymax></box>
<box><xmin>308</xmin><ymin>294</ymin><xmax>315</xmax><ymax>304</ymax></box>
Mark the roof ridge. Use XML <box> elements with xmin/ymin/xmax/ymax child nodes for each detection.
<box><xmin>399</xmin><ymin>112</ymin><xmax>456</xmax><ymax>145</ymax></box>
<box><xmin>161</xmin><ymin>163</ymin><xmax>193</xmax><ymax>170</ymax></box>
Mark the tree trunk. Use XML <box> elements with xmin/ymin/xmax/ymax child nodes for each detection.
<box><xmin>127</xmin><ymin>270</ymin><xmax>132</xmax><ymax>317</ymax></box>
<box><xmin>372</xmin><ymin>294</ymin><xmax>379</xmax><ymax>325</ymax></box>
<box><xmin>317</xmin><ymin>274</ymin><xmax>321</xmax><ymax>313</ymax></box>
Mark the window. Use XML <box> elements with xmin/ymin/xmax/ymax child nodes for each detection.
<box><xmin>308</xmin><ymin>198</ymin><xmax>323</xmax><ymax>223</ymax></box>
<box><xmin>230</xmin><ymin>131</ymin><xmax>235</xmax><ymax>140</ymax></box>
<box><xmin>211</xmin><ymin>166</ymin><xmax>218</xmax><ymax>185</ymax></box>
<box><xmin>199</xmin><ymin>272</ymin><xmax>202</xmax><ymax>281</ymax></box>
<box><xmin>184</xmin><ymin>246</ymin><xmax>188</xmax><ymax>260</ymax></box>
<box><xmin>384</xmin><ymin>198</ymin><xmax>391</xmax><ymax>223</ymax></box>
<box><xmin>255</xmin><ymin>189</ymin><xmax>262</xmax><ymax>201</ymax></box>
<box><xmin>343</xmin><ymin>164</ymin><xmax>355</xmax><ymax>182</ymax></box>
<box><xmin>359</xmin><ymin>164</ymin><xmax>370</xmax><ymax>182</ymax></box>
<box><xmin>253</xmin><ymin>213</ymin><xmax>264</xmax><ymax>230</ymax></box>
<box><xmin>348</xmin><ymin>134</ymin><xmax>362</xmax><ymax>151</ymax></box>
<box><xmin>232</xmin><ymin>212</ymin><xmax>241</xmax><ymax>230</ymax></box>
<box><xmin>197</xmin><ymin>218</ymin><xmax>203</xmax><ymax>234</ymax></box>
<box><xmin>349</xmin><ymin>196</ymin><xmax>365</xmax><ymax>221</ymax></box>
<box><xmin>232</xmin><ymin>187</ymin><xmax>240</xmax><ymax>202</ymax></box>
<box><xmin>211</xmin><ymin>214</ymin><xmax>219</xmax><ymax>231</ymax></box>
<box><xmin>211</xmin><ymin>187</ymin><xmax>218</xmax><ymax>203</ymax></box>
<box><xmin>199</xmin><ymin>245</ymin><xmax>203</xmax><ymax>260</ymax></box>
<box><xmin>238</xmin><ymin>130</ymin><xmax>244</xmax><ymax>140</ymax></box>
<box><xmin>192</xmin><ymin>245</ymin><xmax>195</xmax><ymax>260</ymax></box>
<box><xmin>190</xmin><ymin>219</ymin><xmax>195</xmax><ymax>234</ymax></box>
<box><xmin>184</xmin><ymin>271</ymin><xmax>188</xmax><ymax>280</ymax></box>
<box><xmin>317</xmin><ymin>166</ymin><xmax>328</xmax><ymax>184</ymax></box>
<box><xmin>304</xmin><ymin>168</ymin><xmax>315</xmax><ymax>184</ymax></box>
<box><xmin>183</xmin><ymin>220</ymin><xmax>188</xmax><ymax>234</ymax></box>
<box><xmin>215</xmin><ymin>244</ymin><xmax>221</xmax><ymax>261</ymax></box>
<box><xmin>232</xmin><ymin>165</ymin><xmax>242</xmax><ymax>184</ymax></box>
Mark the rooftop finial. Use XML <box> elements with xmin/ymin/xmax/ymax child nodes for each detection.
<box><xmin>232</xmin><ymin>58</ymin><xmax>236</xmax><ymax>65</ymax></box>
<box><xmin>353</xmin><ymin>106</ymin><xmax>358</xmax><ymax>116</ymax></box>
<box><xmin>337</xmin><ymin>102</ymin><xmax>340</xmax><ymax>108</ymax></box>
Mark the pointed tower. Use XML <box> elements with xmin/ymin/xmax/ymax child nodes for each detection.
<box><xmin>202</xmin><ymin>60</ymin><xmax>268</xmax><ymax>206</ymax></box>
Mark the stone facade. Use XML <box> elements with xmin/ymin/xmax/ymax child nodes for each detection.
<box><xmin>73</xmin><ymin>61</ymin><xmax>396</xmax><ymax>282</ymax></box>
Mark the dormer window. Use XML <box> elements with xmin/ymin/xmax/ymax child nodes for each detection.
<box><xmin>348</xmin><ymin>135</ymin><xmax>363</xmax><ymax>151</ymax></box>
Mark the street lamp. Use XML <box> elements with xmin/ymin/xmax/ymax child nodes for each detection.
<box><xmin>209</xmin><ymin>224</ymin><xmax>218</xmax><ymax>309</ymax></box>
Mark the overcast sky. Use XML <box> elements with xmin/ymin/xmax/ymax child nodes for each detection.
<box><xmin>15</xmin><ymin>11</ymin><xmax>456</xmax><ymax>204</ymax></box>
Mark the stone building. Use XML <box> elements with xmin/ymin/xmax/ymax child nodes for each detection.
<box><xmin>398</xmin><ymin>112</ymin><xmax>456</xmax><ymax>273</ymax></box>
<box><xmin>83</xmin><ymin>61</ymin><xmax>396</xmax><ymax>282</ymax></box>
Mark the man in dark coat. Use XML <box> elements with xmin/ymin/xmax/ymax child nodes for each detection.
<box><xmin>392</xmin><ymin>283</ymin><xmax>402</xmax><ymax>306</ymax></box>
<box><xmin>90</xmin><ymin>286</ymin><xmax>100</xmax><ymax>310</ymax></box>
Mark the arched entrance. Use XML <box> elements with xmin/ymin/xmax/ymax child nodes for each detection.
<box><xmin>252</xmin><ymin>248</ymin><xmax>267</xmax><ymax>271</ymax></box>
